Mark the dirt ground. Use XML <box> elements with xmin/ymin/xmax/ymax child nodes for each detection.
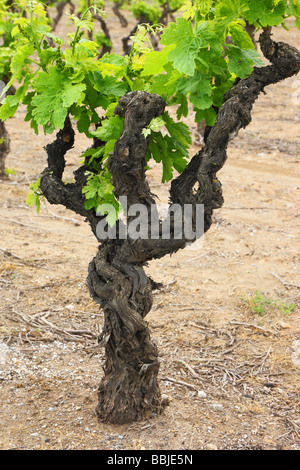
<box><xmin>0</xmin><ymin>6</ymin><xmax>299</xmax><ymax>451</ymax></box>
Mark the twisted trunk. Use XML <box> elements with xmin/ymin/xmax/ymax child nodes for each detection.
<box><xmin>38</xmin><ymin>30</ymin><xmax>300</xmax><ymax>424</ymax></box>
<box><xmin>88</xmin><ymin>243</ymin><xmax>163</xmax><ymax>423</ymax></box>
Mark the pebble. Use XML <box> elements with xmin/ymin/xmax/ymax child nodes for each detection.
<box><xmin>198</xmin><ymin>391</ymin><xmax>207</xmax><ymax>398</ymax></box>
<box><xmin>212</xmin><ymin>403</ymin><xmax>224</xmax><ymax>411</ymax></box>
<box><xmin>206</xmin><ymin>443</ymin><xmax>218</xmax><ymax>450</ymax></box>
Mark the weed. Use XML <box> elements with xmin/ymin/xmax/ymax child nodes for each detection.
<box><xmin>276</xmin><ymin>300</ymin><xmax>296</xmax><ymax>315</ymax></box>
<box><xmin>242</xmin><ymin>291</ymin><xmax>297</xmax><ymax>316</ymax></box>
<box><xmin>243</xmin><ymin>291</ymin><xmax>273</xmax><ymax>316</ymax></box>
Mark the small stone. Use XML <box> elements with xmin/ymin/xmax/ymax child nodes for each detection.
<box><xmin>198</xmin><ymin>390</ymin><xmax>207</xmax><ymax>398</ymax></box>
<box><xmin>161</xmin><ymin>394</ymin><xmax>170</xmax><ymax>406</ymax></box>
<box><xmin>212</xmin><ymin>403</ymin><xmax>224</xmax><ymax>412</ymax></box>
<box><xmin>207</xmin><ymin>443</ymin><xmax>218</xmax><ymax>450</ymax></box>
<box><xmin>45</xmin><ymin>438</ymin><xmax>51</xmax><ymax>443</ymax></box>
<box><xmin>277</xmin><ymin>320</ymin><xmax>291</xmax><ymax>329</ymax></box>
<box><xmin>66</xmin><ymin>304</ymin><xmax>75</xmax><ymax>310</ymax></box>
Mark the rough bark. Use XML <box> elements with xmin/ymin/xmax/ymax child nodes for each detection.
<box><xmin>0</xmin><ymin>120</ymin><xmax>9</xmax><ymax>179</ymax></box>
<box><xmin>88</xmin><ymin>92</ymin><xmax>167</xmax><ymax>423</ymax></box>
<box><xmin>38</xmin><ymin>30</ymin><xmax>300</xmax><ymax>424</ymax></box>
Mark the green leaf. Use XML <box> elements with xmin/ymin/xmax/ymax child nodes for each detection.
<box><xmin>290</xmin><ymin>0</ymin><xmax>300</xmax><ymax>29</ymax></box>
<box><xmin>84</xmin><ymin>82</ymin><xmax>110</xmax><ymax>111</ymax></box>
<box><xmin>91</xmin><ymin>115</ymin><xmax>123</xmax><ymax>142</ymax></box>
<box><xmin>10</xmin><ymin>44</ymin><xmax>34</xmax><ymax>80</ymax></box>
<box><xmin>31</xmin><ymin>66</ymin><xmax>86</xmax><ymax>131</ymax></box>
<box><xmin>143</xmin><ymin>116</ymin><xmax>166</xmax><ymax>136</ymax></box>
<box><xmin>174</xmin><ymin>94</ymin><xmax>189</xmax><ymax>119</ymax></box>
<box><xmin>244</xmin><ymin>0</ymin><xmax>287</xmax><ymax>27</ymax></box>
<box><xmin>96</xmin><ymin>192</ymin><xmax>120</xmax><ymax>227</ymax></box>
<box><xmin>149</xmin><ymin>70</ymin><xmax>177</xmax><ymax>99</ymax></box>
<box><xmin>228</xmin><ymin>23</ymin><xmax>255</xmax><ymax>50</ymax></box>
<box><xmin>214</xmin><ymin>0</ymin><xmax>243</xmax><ymax>21</ymax></box>
<box><xmin>146</xmin><ymin>125</ymin><xmax>189</xmax><ymax>183</ymax></box>
<box><xmin>26</xmin><ymin>178</ymin><xmax>43</xmax><ymax>213</ymax></box>
<box><xmin>82</xmin><ymin>169</ymin><xmax>120</xmax><ymax>226</ymax></box>
<box><xmin>226</xmin><ymin>45</ymin><xmax>264</xmax><ymax>79</ymax></box>
<box><xmin>163</xmin><ymin>112</ymin><xmax>192</xmax><ymax>152</ymax></box>
<box><xmin>91</xmin><ymin>71</ymin><xmax>128</xmax><ymax>97</ymax></box>
<box><xmin>0</xmin><ymin>95</ymin><xmax>19</xmax><ymax>120</ymax></box>
<box><xmin>160</xmin><ymin>17</ymin><xmax>200</xmax><ymax>76</ymax></box>
<box><xmin>147</xmin><ymin>138</ymin><xmax>162</xmax><ymax>163</ymax></box>
<box><xmin>141</xmin><ymin>45</ymin><xmax>175</xmax><ymax>76</ymax></box>
<box><xmin>98</xmin><ymin>52</ymin><xmax>128</xmax><ymax>78</ymax></box>
<box><xmin>77</xmin><ymin>109</ymin><xmax>91</xmax><ymax>135</ymax></box>
<box><xmin>176</xmin><ymin>72</ymin><xmax>213</xmax><ymax>110</ymax></box>
<box><xmin>61</xmin><ymin>82</ymin><xmax>86</xmax><ymax>108</ymax></box>
<box><xmin>195</xmin><ymin>107</ymin><xmax>217</xmax><ymax>126</ymax></box>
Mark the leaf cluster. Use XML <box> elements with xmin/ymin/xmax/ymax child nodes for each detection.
<box><xmin>0</xmin><ymin>0</ymin><xmax>299</xmax><ymax>223</ymax></box>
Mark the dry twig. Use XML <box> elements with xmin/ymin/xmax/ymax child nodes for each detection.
<box><xmin>270</xmin><ymin>271</ymin><xmax>300</xmax><ymax>289</ymax></box>
<box><xmin>10</xmin><ymin>309</ymin><xmax>98</xmax><ymax>344</ymax></box>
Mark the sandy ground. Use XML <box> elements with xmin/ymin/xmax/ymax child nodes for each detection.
<box><xmin>0</xmin><ymin>6</ymin><xmax>299</xmax><ymax>450</ymax></box>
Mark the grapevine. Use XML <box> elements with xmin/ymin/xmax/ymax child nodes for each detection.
<box><xmin>0</xmin><ymin>0</ymin><xmax>299</xmax><ymax>424</ymax></box>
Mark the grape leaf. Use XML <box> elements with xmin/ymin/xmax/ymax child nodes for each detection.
<box><xmin>244</xmin><ymin>0</ymin><xmax>287</xmax><ymax>27</ymax></box>
<box><xmin>214</xmin><ymin>0</ymin><xmax>243</xmax><ymax>21</ymax></box>
<box><xmin>31</xmin><ymin>66</ymin><xmax>86</xmax><ymax>130</ymax></box>
<box><xmin>91</xmin><ymin>71</ymin><xmax>128</xmax><ymax>97</ymax></box>
<box><xmin>163</xmin><ymin>112</ymin><xmax>192</xmax><ymax>153</ymax></box>
<box><xmin>61</xmin><ymin>82</ymin><xmax>86</xmax><ymax>108</ymax></box>
<box><xmin>10</xmin><ymin>43</ymin><xmax>34</xmax><ymax>79</ymax></box>
<box><xmin>141</xmin><ymin>45</ymin><xmax>175</xmax><ymax>76</ymax></box>
<box><xmin>228</xmin><ymin>23</ymin><xmax>255</xmax><ymax>50</ymax></box>
<box><xmin>176</xmin><ymin>72</ymin><xmax>213</xmax><ymax>110</ymax></box>
<box><xmin>226</xmin><ymin>45</ymin><xmax>265</xmax><ymax>79</ymax></box>
<box><xmin>0</xmin><ymin>94</ymin><xmax>19</xmax><ymax>120</ymax></box>
<box><xmin>92</xmin><ymin>115</ymin><xmax>124</xmax><ymax>142</ymax></box>
<box><xmin>195</xmin><ymin>106</ymin><xmax>217</xmax><ymax>126</ymax></box>
<box><xmin>160</xmin><ymin>17</ymin><xmax>200</xmax><ymax>76</ymax></box>
<box><xmin>290</xmin><ymin>0</ymin><xmax>300</xmax><ymax>29</ymax></box>
<box><xmin>146</xmin><ymin>128</ymin><xmax>189</xmax><ymax>183</ymax></box>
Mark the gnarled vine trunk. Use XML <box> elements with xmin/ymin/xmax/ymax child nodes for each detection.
<box><xmin>38</xmin><ymin>30</ymin><xmax>300</xmax><ymax>424</ymax></box>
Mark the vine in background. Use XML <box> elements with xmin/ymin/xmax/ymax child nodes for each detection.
<box><xmin>0</xmin><ymin>0</ymin><xmax>29</xmax><ymax>177</ymax></box>
<box><xmin>0</xmin><ymin>0</ymin><xmax>76</xmax><ymax>177</ymax></box>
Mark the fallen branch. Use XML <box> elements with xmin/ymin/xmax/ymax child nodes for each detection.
<box><xmin>270</xmin><ymin>271</ymin><xmax>300</xmax><ymax>289</ymax></box>
<box><xmin>161</xmin><ymin>376</ymin><xmax>201</xmax><ymax>389</ymax></box>
<box><xmin>229</xmin><ymin>320</ymin><xmax>277</xmax><ymax>336</ymax></box>
<box><xmin>175</xmin><ymin>359</ymin><xmax>201</xmax><ymax>378</ymax></box>
<box><xmin>10</xmin><ymin>309</ymin><xmax>98</xmax><ymax>343</ymax></box>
